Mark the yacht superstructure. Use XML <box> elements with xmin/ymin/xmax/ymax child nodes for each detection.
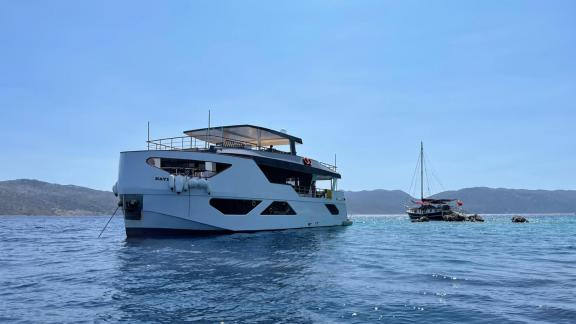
<box><xmin>114</xmin><ymin>125</ymin><xmax>350</xmax><ymax>236</ymax></box>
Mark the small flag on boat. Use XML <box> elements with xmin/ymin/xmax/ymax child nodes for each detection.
<box><xmin>457</xmin><ymin>200</ymin><xmax>464</xmax><ymax>206</ymax></box>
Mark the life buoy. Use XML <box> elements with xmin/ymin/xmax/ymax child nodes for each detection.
<box><xmin>303</xmin><ymin>157</ymin><xmax>312</xmax><ymax>166</ymax></box>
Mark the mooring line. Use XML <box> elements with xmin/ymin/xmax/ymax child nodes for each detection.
<box><xmin>98</xmin><ymin>206</ymin><xmax>120</xmax><ymax>238</ymax></box>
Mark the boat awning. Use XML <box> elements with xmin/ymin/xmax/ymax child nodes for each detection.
<box><xmin>417</xmin><ymin>198</ymin><xmax>456</xmax><ymax>204</ymax></box>
<box><xmin>183</xmin><ymin>125</ymin><xmax>303</xmax><ymax>147</ymax></box>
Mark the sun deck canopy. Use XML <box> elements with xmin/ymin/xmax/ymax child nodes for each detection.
<box><xmin>184</xmin><ymin>125</ymin><xmax>303</xmax><ymax>147</ymax></box>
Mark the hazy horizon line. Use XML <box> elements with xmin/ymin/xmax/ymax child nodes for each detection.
<box><xmin>2</xmin><ymin>178</ymin><xmax>575</xmax><ymax>193</ymax></box>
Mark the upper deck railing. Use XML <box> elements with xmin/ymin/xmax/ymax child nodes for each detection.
<box><xmin>292</xmin><ymin>185</ymin><xmax>333</xmax><ymax>198</ymax></box>
<box><xmin>147</xmin><ymin>135</ymin><xmax>338</xmax><ymax>172</ymax></box>
<box><xmin>147</xmin><ymin>136</ymin><xmax>206</xmax><ymax>151</ymax></box>
<box><xmin>147</xmin><ymin>135</ymin><xmax>290</xmax><ymax>154</ymax></box>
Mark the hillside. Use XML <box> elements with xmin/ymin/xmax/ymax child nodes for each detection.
<box><xmin>345</xmin><ymin>187</ymin><xmax>576</xmax><ymax>214</ymax></box>
<box><xmin>432</xmin><ymin>187</ymin><xmax>576</xmax><ymax>214</ymax></box>
<box><xmin>1</xmin><ymin>179</ymin><xmax>575</xmax><ymax>216</ymax></box>
<box><xmin>0</xmin><ymin>179</ymin><xmax>117</xmax><ymax>216</ymax></box>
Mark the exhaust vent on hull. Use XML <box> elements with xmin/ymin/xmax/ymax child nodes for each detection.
<box><xmin>122</xmin><ymin>194</ymin><xmax>143</xmax><ymax>220</ymax></box>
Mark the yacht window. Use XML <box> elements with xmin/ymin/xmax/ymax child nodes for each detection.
<box><xmin>147</xmin><ymin>157</ymin><xmax>231</xmax><ymax>177</ymax></box>
<box><xmin>257</xmin><ymin>164</ymin><xmax>312</xmax><ymax>187</ymax></box>
<box><xmin>210</xmin><ymin>198</ymin><xmax>261</xmax><ymax>215</ymax></box>
<box><xmin>325</xmin><ymin>204</ymin><xmax>339</xmax><ymax>215</ymax></box>
<box><xmin>256</xmin><ymin>163</ymin><xmax>336</xmax><ymax>198</ymax></box>
<box><xmin>261</xmin><ymin>201</ymin><xmax>296</xmax><ymax>215</ymax></box>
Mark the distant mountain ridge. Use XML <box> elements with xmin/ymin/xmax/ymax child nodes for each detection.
<box><xmin>432</xmin><ymin>187</ymin><xmax>576</xmax><ymax>214</ymax></box>
<box><xmin>346</xmin><ymin>187</ymin><xmax>576</xmax><ymax>214</ymax></box>
<box><xmin>0</xmin><ymin>179</ymin><xmax>575</xmax><ymax>216</ymax></box>
<box><xmin>0</xmin><ymin>179</ymin><xmax>117</xmax><ymax>216</ymax></box>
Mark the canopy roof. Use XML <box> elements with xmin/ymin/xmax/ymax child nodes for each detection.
<box><xmin>418</xmin><ymin>198</ymin><xmax>456</xmax><ymax>204</ymax></box>
<box><xmin>183</xmin><ymin>125</ymin><xmax>303</xmax><ymax>146</ymax></box>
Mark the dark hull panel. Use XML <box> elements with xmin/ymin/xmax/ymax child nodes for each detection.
<box><xmin>126</xmin><ymin>227</ymin><xmax>232</xmax><ymax>237</ymax></box>
<box><xmin>407</xmin><ymin>211</ymin><xmax>447</xmax><ymax>221</ymax></box>
<box><xmin>126</xmin><ymin>223</ymin><xmax>350</xmax><ymax>237</ymax></box>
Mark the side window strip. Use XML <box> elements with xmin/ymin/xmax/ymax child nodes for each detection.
<box><xmin>261</xmin><ymin>201</ymin><xmax>297</xmax><ymax>215</ymax></box>
<box><xmin>210</xmin><ymin>198</ymin><xmax>261</xmax><ymax>215</ymax></box>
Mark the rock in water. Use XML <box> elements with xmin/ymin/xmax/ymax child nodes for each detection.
<box><xmin>467</xmin><ymin>214</ymin><xmax>485</xmax><ymax>222</ymax></box>
<box><xmin>512</xmin><ymin>216</ymin><xmax>529</xmax><ymax>223</ymax></box>
<box><xmin>443</xmin><ymin>212</ymin><xmax>466</xmax><ymax>222</ymax></box>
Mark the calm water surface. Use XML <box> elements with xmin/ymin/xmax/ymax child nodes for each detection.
<box><xmin>1</xmin><ymin>215</ymin><xmax>575</xmax><ymax>323</ymax></box>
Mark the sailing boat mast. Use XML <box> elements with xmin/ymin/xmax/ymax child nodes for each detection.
<box><xmin>420</xmin><ymin>141</ymin><xmax>424</xmax><ymax>201</ymax></box>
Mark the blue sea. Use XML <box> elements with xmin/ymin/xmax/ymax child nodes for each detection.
<box><xmin>1</xmin><ymin>215</ymin><xmax>575</xmax><ymax>323</ymax></box>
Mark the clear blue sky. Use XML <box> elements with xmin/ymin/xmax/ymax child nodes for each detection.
<box><xmin>1</xmin><ymin>1</ymin><xmax>574</xmax><ymax>192</ymax></box>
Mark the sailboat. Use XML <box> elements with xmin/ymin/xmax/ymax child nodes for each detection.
<box><xmin>406</xmin><ymin>142</ymin><xmax>463</xmax><ymax>221</ymax></box>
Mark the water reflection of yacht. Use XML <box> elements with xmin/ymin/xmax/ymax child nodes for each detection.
<box><xmin>112</xmin><ymin>228</ymin><xmax>342</xmax><ymax>322</ymax></box>
<box><xmin>114</xmin><ymin>125</ymin><xmax>350</xmax><ymax>236</ymax></box>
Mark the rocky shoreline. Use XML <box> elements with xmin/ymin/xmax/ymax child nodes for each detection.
<box><xmin>412</xmin><ymin>213</ymin><xmax>532</xmax><ymax>223</ymax></box>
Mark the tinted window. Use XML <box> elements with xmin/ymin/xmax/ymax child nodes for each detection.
<box><xmin>261</xmin><ymin>201</ymin><xmax>296</xmax><ymax>215</ymax></box>
<box><xmin>256</xmin><ymin>164</ymin><xmax>312</xmax><ymax>187</ymax></box>
<box><xmin>147</xmin><ymin>157</ymin><xmax>231</xmax><ymax>177</ymax></box>
<box><xmin>210</xmin><ymin>198</ymin><xmax>261</xmax><ymax>215</ymax></box>
<box><xmin>325</xmin><ymin>204</ymin><xmax>339</xmax><ymax>215</ymax></box>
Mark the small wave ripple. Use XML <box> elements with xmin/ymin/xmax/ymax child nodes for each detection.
<box><xmin>1</xmin><ymin>215</ymin><xmax>575</xmax><ymax>323</ymax></box>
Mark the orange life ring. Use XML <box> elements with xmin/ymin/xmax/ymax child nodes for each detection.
<box><xmin>303</xmin><ymin>157</ymin><xmax>312</xmax><ymax>166</ymax></box>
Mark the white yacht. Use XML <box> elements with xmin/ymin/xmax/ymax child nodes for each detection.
<box><xmin>114</xmin><ymin>125</ymin><xmax>350</xmax><ymax>236</ymax></box>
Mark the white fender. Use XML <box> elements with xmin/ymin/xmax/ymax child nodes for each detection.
<box><xmin>112</xmin><ymin>182</ymin><xmax>118</xmax><ymax>197</ymax></box>
<box><xmin>204</xmin><ymin>179</ymin><xmax>211</xmax><ymax>194</ymax></box>
<box><xmin>197</xmin><ymin>178</ymin><xmax>206</xmax><ymax>189</ymax></box>
<box><xmin>188</xmin><ymin>177</ymin><xmax>199</xmax><ymax>189</ymax></box>
<box><xmin>182</xmin><ymin>176</ymin><xmax>189</xmax><ymax>192</ymax></box>
<box><xmin>175</xmin><ymin>175</ymin><xmax>185</xmax><ymax>194</ymax></box>
<box><xmin>169</xmin><ymin>174</ymin><xmax>176</xmax><ymax>192</ymax></box>
<box><xmin>198</xmin><ymin>178</ymin><xmax>210</xmax><ymax>193</ymax></box>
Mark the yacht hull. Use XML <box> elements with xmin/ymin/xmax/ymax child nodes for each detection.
<box><xmin>407</xmin><ymin>211</ymin><xmax>446</xmax><ymax>221</ymax></box>
<box><xmin>117</xmin><ymin>150</ymin><xmax>349</xmax><ymax>237</ymax></box>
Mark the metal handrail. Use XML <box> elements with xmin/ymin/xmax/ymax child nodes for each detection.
<box><xmin>146</xmin><ymin>136</ymin><xmax>337</xmax><ymax>172</ymax></box>
<box><xmin>319</xmin><ymin>162</ymin><xmax>337</xmax><ymax>172</ymax></box>
<box><xmin>292</xmin><ymin>185</ymin><xmax>330</xmax><ymax>198</ymax></box>
<box><xmin>147</xmin><ymin>136</ymin><xmax>205</xmax><ymax>151</ymax></box>
<box><xmin>158</xmin><ymin>167</ymin><xmax>212</xmax><ymax>178</ymax></box>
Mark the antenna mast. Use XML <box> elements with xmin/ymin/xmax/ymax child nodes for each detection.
<box><xmin>206</xmin><ymin>109</ymin><xmax>211</xmax><ymax>148</ymax></box>
<box><xmin>420</xmin><ymin>141</ymin><xmax>424</xmax><ymax>201</ymax></box>
<box><xmin>334</xmin><ymin>153</ymin><xmax>337</xmax><ymax>170</ymax></box>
